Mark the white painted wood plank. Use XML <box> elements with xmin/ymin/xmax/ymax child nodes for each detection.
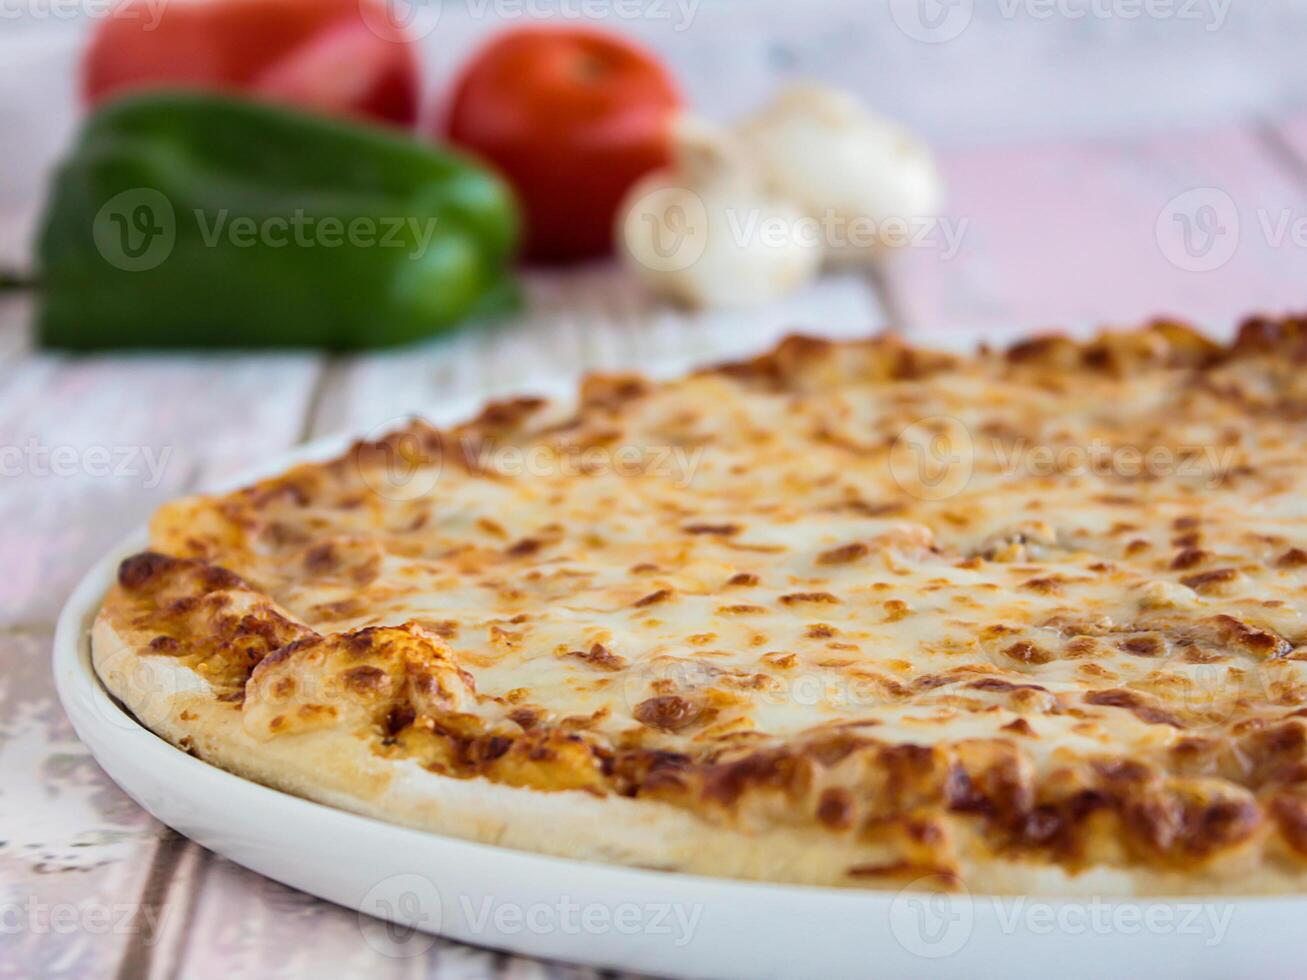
<box><xmin>0</xmin><ymin>341</ymin><xmax>322</xmax><ymax>978</ymax></box>
<box><xmin>0</xmin><ymin>293</ymin><xmax>34</xmax><ymax>367</ymax></box>
<box><xmin>0</xmin><ymin>28</ymin><xmax>78</xmax><ymax>273</ymax></box>
<box><xmin>310</xmin><ymin>266</ymin><xmax>884</xmax><ymax>438</ymax></box>
<box><xmin>0</xmin><ymin>351</ymin><xmax>321</xmax><ymax>626</ymax></box>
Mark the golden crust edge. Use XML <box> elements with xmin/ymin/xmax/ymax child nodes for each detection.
<box><xmin>90</xmin><ymin>595</ymin><xmax>1307</xmax><ymax>898</ymax></box>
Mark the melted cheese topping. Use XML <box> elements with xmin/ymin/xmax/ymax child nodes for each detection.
<box><xmin>115</xmin><ymin>317</ymin><xmax>1307</xmax><ymax>881</ymax></box>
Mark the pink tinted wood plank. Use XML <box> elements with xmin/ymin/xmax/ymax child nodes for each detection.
<box><xmin>1268</xmin><ymin>112</ymin><xmax>1307</xmax><ymax>177</ymax></box>
<box><xmin>0</xmin><ymin>627</ymin><xmax>166</xmax><ymax>980</ymax></box>
<box><xmin>885</xmin><ymin>123</ymin><xmax>1307</xmax><ymax>341</ymax></box>
<box><xmin>164</xmin><ymin>857</ymin><xmax>416</xmax><ymax>980</ymax></box>
<box><xmin>169</xmin><ymin>857</ymin><xmax>621</xmax><ymax>980</ymax></box>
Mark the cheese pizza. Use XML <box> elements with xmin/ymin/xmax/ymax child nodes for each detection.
<box><xmin>93</xmin><ymin>315</ymin><xmax>1307</xmax><ymax>895</ymax></box>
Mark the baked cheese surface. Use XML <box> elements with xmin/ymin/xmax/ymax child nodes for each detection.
<box><xmin>95</xmin><ymin>317</ymin><xmax>1307</xmax><ymax>892</ymax></box>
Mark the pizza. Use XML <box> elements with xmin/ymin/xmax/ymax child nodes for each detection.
<box><xmin>94</xmin><ymin>315</ymin><xmax>1307</xmax><ymax>895</ymax></box>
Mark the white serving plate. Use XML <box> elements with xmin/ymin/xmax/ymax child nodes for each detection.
<box><xmin>53</xmin><ymin>369</ymin><xmax>1301</xmax><ymax>980</ymax></box>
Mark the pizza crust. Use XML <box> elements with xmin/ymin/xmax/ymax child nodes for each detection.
<box><xmin>95</xmin><ymin>592</ymin><xmax>1307</xmax><ymax>896</ymax></box>
<box><xmin>93</xmin><ymin>606</ymin><xmax>908</xmax><ymax>886</ymax></box>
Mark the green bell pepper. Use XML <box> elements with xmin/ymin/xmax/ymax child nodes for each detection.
<box><xmin>37</xmin><ymin>91</ymin><xmax>521</xmax><ymax>350</ymax></box>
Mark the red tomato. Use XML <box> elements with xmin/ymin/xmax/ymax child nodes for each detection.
<box><xmin>443</xmin><ymin>27</ymin><xmax>681</xmax><ymax>264</ymax></box>
<box><xmin>83</xmin><ymin>0</ymin><xmax>420</xmax><ymax>127</ymax></box>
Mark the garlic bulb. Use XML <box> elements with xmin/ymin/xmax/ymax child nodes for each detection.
<box><xmin>618</xmin><ymin>117</ymin><xmax>822</xmax><ymax>309</ymax></box>
<box><xmin>735</xmin><ymin>83</ymin><xmax>943</xmax><ymax>259</ymax></box>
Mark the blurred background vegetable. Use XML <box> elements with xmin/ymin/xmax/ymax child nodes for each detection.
<box><xmin>83</xmin><ymin>0</ymin><xmax>421</xmax><ymax>127</ymax></box>
<box><xmin>737</xmin><ymin>84</ymin><xmax>942</xmax><ymax>263</ymax></box>
<box><xmin>620</xmin><ymin>117</ymin><xmax>822</xmax><ymax>308</ymax></box>
<box><xmin>40</xmin><ymin>5</ymin><xmax>951</xmax><ymax>341</ymax></box>
<box><xmin>617</xmin><ymin>83</ymin><xmax>941</xmax><ymax>309</ymax></box>
<box><xmin>444</xmin><ymin>27</ymin><xmax>681</xmax><ymax>264</ymax></box>
<box><xmin>38</xmin><ymin>93</ymin><xmax>519</xmax><ymax>350</ymax></box>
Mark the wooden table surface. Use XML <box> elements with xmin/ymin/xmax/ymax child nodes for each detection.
<box><xmin>5</xmin><ymin>7</ymin><xmax>1307</xmax><ymax>977</ymax></box>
